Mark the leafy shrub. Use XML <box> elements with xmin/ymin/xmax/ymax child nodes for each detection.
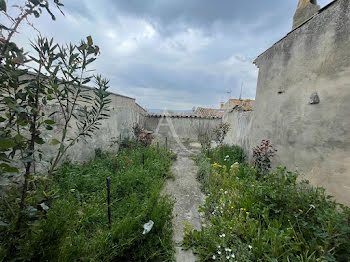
<box><xmin>194</xmin><ymin>122</ymin><xmax>214</xmax><ymax>150</ymax></box>
<box><xmin>95</xmin><ymin>148</ymin><xmax>103</xmax><ymax>158</ymax></box>
<box><xmin>1</xmin><ymin>1</ymin><xmax>111</xmax><ymax>234</ymax></box>
<box><xmin>208</xmin><ymin>144</ymin><xmax>246</xmax><ymax>168</ymax></box>
<box><xmin>0</xmin><ymin>145</ymin><xmax>175</xmax><ymax>261</ymax></box>
<box><xmin>195</xmin><ymin>153</ymin><xmax>212</xmax><ymax>192</ymax></box>
<box><xmin>213</xmin><ymin>122</ymin><xmax>230</xmax><ymax>145</ymax></box>
<box><xmin>132</xmin><ymin>123</ymin><xmax>154</xmax><ymax>147</ymax></box>
<box><xmin>132</xmin><ymin>123</ymin><xmax>144</xmax><ymax>141</ymax></box>
<box><xmin>252</xmin><ymin>139</ymin><xmax>277</xmax><ymax>176</ymax></box>
<box><xmin>196</xmin><ymin>144</ymin><xmax>244</xmax><ymax>193</ymax></box>
<box><xmin>185</xmin><ymin>145</ymin><xmax>350</xmax><ymax>261</ymax></box>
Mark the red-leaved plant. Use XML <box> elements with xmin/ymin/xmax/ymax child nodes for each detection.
<box><xmin>132</xmin><ymin>123</ymin><xmax>144</xmax><ymax>142</ymax></box>
<box><xmin>132</xmin><ymin>123</ymin><xmax>154</xmax><ymax>147</ymax></box>
<box><xmin>252</xmin><ymin>140</ymin><xmax>277</xmax><ymax>176</ymax></box>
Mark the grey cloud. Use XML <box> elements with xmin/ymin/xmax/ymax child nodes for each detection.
<box><xmin>14</xmin><ymin>0</ymin><xmax>333</xmax><ymax>110</ymax></box>
<box><xmin>114</xmin><ymin>0</ymin><xmax>296</xmax><ymax>27</ymax></box>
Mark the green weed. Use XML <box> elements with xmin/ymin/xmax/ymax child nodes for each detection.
<box><xmin>0</xmin><ymin>145</ymin><xmax>176</xmax><ymax>261</ymax></box>
<box><xmin>185</xmin><ymin>145</ymin><xmax>350</xmax><ymax>262</ymax></box>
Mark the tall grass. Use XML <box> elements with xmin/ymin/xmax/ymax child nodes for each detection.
<box><xmin>0</xmin><ymin>144</ymin><xmax>176</xmax><ymax>261</ymax></box>
<box><xmin>185</xmin><ymin>145</ymin><xmax>350</xmax><ymax>261</ymax></box>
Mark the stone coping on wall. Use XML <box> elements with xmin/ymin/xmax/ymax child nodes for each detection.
<box><xmin>147</xmin><ymin>113</ymin><xmax>222</xmax><ymax>119</ymax></box>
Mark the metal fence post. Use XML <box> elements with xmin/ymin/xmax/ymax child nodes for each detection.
<box><xmin>106</xmin><ymin>177</ymin><xmax>111</xmax><ymax>229</ymax></box>
<box><xmin>142</xmin><ymin>153</ymin><xmax>145</xmax><ymax>168</ymax></box>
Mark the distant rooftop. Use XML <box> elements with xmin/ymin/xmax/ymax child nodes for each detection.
<box><xmin>147</xmin><ymin>112</ymin><xmax>222</xmax><ymax>119</ymax></box>
<box><xmin>195</xmin><ymin>107</ymin><xmax>226</xmax><ymax>118</ymax></box>
<box><xmin>222</xmin><ymin>99</ymin><xmax>255</xmax><ymax>111</ymax></box>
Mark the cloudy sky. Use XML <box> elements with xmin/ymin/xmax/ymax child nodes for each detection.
<box><xmin>11</xmin><ymin>0</ymin><xmax>332</xmax><ymax>111</ymax></box>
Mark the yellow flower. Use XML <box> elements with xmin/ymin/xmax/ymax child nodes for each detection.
<box><xmin>220</xmin><ymin>199</ymin><xmax>223</xmax><ymax>203</ymax></box>
<box><xmin>246</xmin><ymin>212</ymin><xmax>249</xmax><ymax>215</ymax></box>
<box><xmin>231</xmin><ymin>206</ymin><xmax>234</xmax><ymax>209</ymax></box>
<box><xmin>298</xmin><ymin>209</ymin><xmax>303</xmax><ymax>212</ymax></box>
<box><xmin>229</xmin><ymin>226</ymin><xmax>233</xmax><ymax>230</ymax></box>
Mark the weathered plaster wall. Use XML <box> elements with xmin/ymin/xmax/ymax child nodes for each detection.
<box><xmin>145</xmin><ymin>116</ymin><xmax>221</xmax><ymax>142</ymax></box>
<box><xmin>44</xmin><ymin>89</ymin><xmax>146</xmax><ymax>164</ymax></box>
<box><xmin>222</xmin><ymin>111</ymin><xmax>253</xmax><ymax>154</ymax></box>
<box><xmin>251</xmin><ymin>0</ymin><xmax>350</xmax><ymax>205</ymax></box>
<box><xmin>0</xmin><ymin>86</ymin><xmax>146</xmax><ymax>189</ymax></box>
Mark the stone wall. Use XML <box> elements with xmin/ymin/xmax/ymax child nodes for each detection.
<box><xmin>145</xmin><ymin>115</ymin><xmax>221</xmax><ymax>144</ymax></box>
<box><xmin>222</xmin><ymin>111</ymin><xmax>253</xmax><ymax>154</ymax></box>
<box><xmin>44</xmin><ymin>89</ymin><xmax>146</xmax><ymax>164</ymax></box>
<box><xmin>0</xmin><ymin>85</ymin><xmax>146</xmax><ymax>190</ymax></box>
<box><xmin>250</xmin><ymin>0</ymin><xmax>350</xmax><ymax>205</ymax></box>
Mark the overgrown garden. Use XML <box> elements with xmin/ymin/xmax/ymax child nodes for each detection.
<box><xmin>1</xmin><ymin>142</ymin><xmax>176</xmax><ymax>261</ymax></box>
<box><xmin>184</xmin><ymin>143</ymin><xmax>350</xmax><ymax>261</ymax></box>
<box><xmin>0</xmin><ymin>1</ymin><xmax>175</xmax><ymax>261</ymax></box>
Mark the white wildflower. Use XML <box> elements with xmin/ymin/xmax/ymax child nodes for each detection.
<box><xmin>226</xmin><ymin>256</ymin><xmax>230</xmax><ymax>259</ymax></box>
<box><xmin>217</xmin><ymin>245</ymin><xmax>221</xmax><ymax>248</ymax></box>
<box><xmin>218</xmin><ymin>251</ymin><xmax>221</xmax><ymax>255</ymax></box>
<box><xmin>248</xmin><ymin>245</ymin><xmax>252</xmax><ymax>249</ymax></box>
<box><xmin>224</xmin><ymin>191</ymin><xmax>228</xmax><ymax>194</ymax></box>
<box><xmin>231</xmin><ymin>253</ymin><xmax>235</xmax><ymax>258</ymax></box>
<box><xmin>212</xmin><ymin>255</ymin><xmax>216</xmax><ymax>260</ymax></box>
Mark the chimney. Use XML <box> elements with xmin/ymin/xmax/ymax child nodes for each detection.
<box><xmin>293</xmin><ymin>0</ymin><xmax>320</xmax><ymax>29</ymax></box>
<box><xmin>220</xmin><ymin>102</ymin><xmax>224</xmax><ymax>109</ymax></box>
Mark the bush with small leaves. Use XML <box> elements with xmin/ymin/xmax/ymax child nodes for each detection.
<box><xmin>252</xmin><ymin>139</ymin><xmax>277</xmax><ymax>176</ymax></box>
<box><xmin>214</xmin><ymin>122</ymin><xmax>230</xmax><ymax>146</ymax></box>
<box><xmin>185</xmin><ymin>145</ymin><xmax>350</xmax><ymax>261</ymax></box>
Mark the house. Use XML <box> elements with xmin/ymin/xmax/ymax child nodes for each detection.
<box><xmin>220</xmin><ymin>99</ymin><xmax>255</xmax><ymax>111</ymax></box>
<box><xmin>194</xmin><ymin>107</ymin><xmax>225</xmax><ymax>118</ymax></box>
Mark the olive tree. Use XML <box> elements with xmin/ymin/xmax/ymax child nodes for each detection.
<box><xmin>0</xmin><ymin>0</ymin><xmax>111</xmax><ymax>231</ymax></box>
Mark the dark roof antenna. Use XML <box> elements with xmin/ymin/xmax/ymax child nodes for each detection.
<box><xmin>239</xmin><ymin>82</ymin><xmax>244</xmax><ymax>101</ymax></box>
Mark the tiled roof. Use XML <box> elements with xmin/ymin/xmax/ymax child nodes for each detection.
<box><xmin>195</xmin><ymin>107</ymin><xmax>225</xmax><ymax>118</ymax></box>
<box><xmin>227</xmin><ymin>99</ymin><xmax>255</xmax><ymax>111</ymax></box>
<box><xmin>147</xmin><ymin>111</ymin><xmax>222</xmax><ymax>119</ymax></box>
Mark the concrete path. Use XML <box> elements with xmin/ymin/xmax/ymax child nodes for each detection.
<box><xmin>162</xmin><ymin>143</ymin><xmax>205</xmax><ymax>262</ymax></box>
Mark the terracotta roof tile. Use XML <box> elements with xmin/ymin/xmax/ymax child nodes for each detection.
<box><xmin>195</xmin><ymin>107</ymin><xmax>225</xmax><ymax>118</ymax></box>
<box><xmin>147</xmin><ymin>112</ymin><xmax>221</xmax><ymax>119</ymax></box>
<box><xmin>227</xmin><ymin>99</ymin><xmax>255</xmax><ymax>111</ymax></box>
